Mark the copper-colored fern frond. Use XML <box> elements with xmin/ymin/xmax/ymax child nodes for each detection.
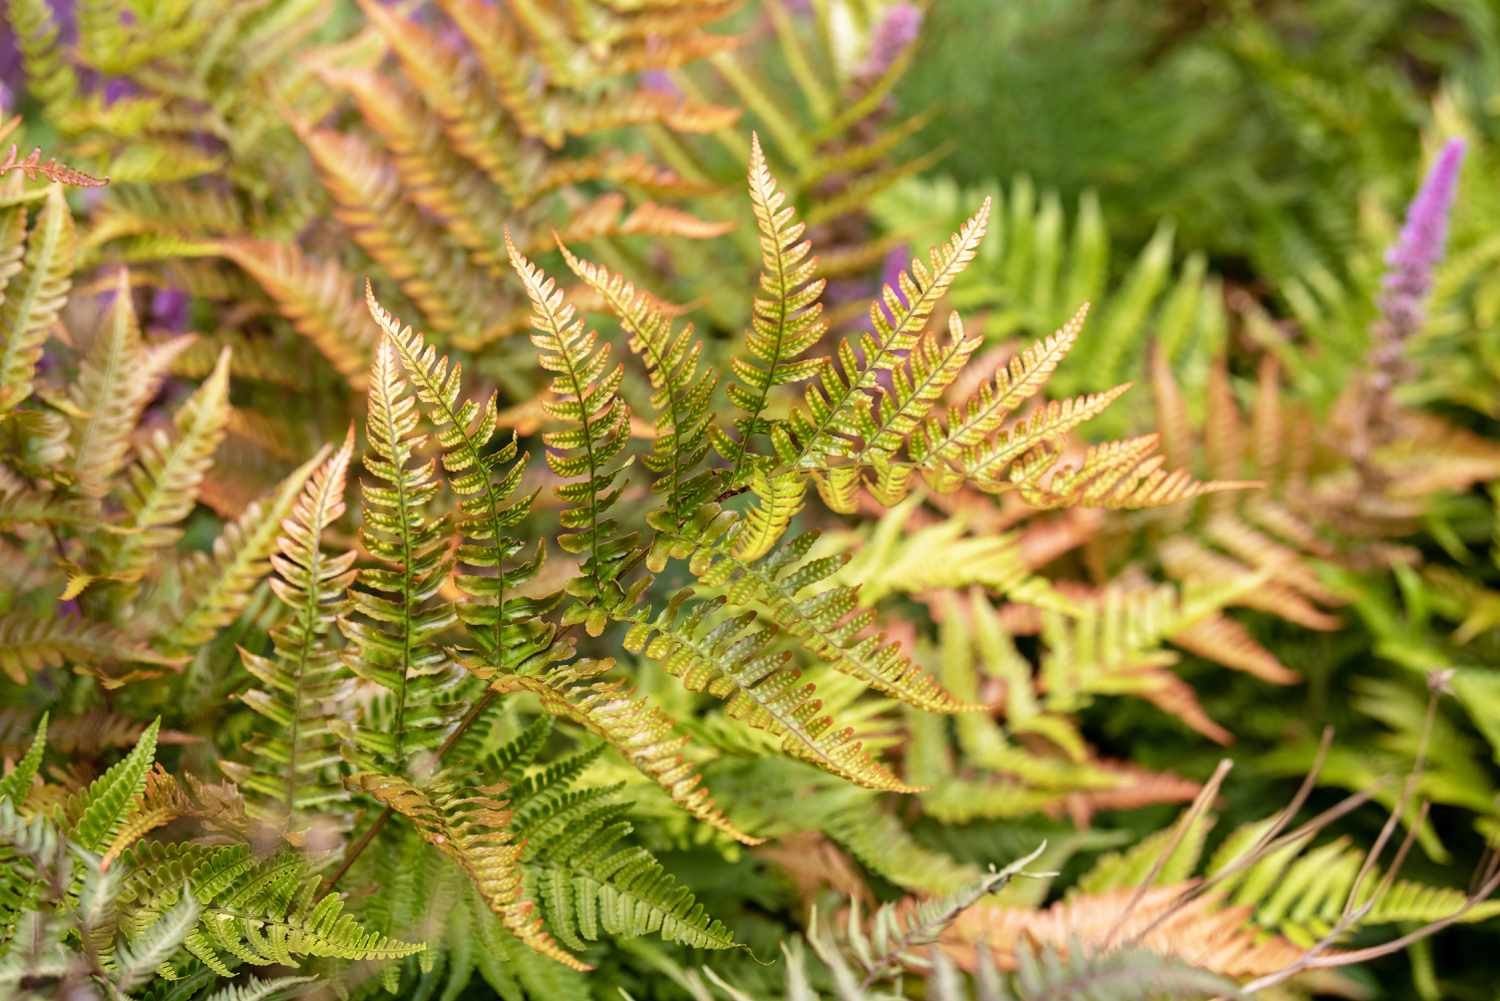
<box><xmin>0</xmin><ymin>144</ymin><xmax>108</xmax><ymax>187</ymax></box>
<box><xmin>941</xmin><ymin>883</ymin><xmax>1307</xmax><ymax>979</ymax></box>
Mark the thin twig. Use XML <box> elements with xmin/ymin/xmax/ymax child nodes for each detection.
<box><xmin>1101</xmin><ymin>758</ymin><xmax>1231</xmax><ymax>950</ymax></box>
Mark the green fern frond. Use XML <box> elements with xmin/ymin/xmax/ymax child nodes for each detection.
<box><xmin>367</xmin><ymin>288</ymin><xmax>554</xmax><ymax>677</ymax></box>
<box><xmin>508</xmin><ymin>233</ymin><xmax>641</xmax><ymax>633</ymax></box>
<box><xmin>715</xmin><ymin>133</ymin><xmax>828</xmax><ymax>484</ymax></box>
<box><xmin>64</xmin><ymin>718</ymin><xmax>160</xmax><ymax>854</ymax></box>
<box><xmin>0</xmin><ymin>713</ymin><xmax>46</xmax><ymax>807</ymax></box>
<box><xmin>223</xmin><ymin>433</ymin><xmax>356</xmax><ymax>833</ymax></box>
<box><xmin>559</xmin><ymin>242</ymin><xmax>721</xmax><ymax>534</ymax></box>
<box><xmin>339</xmin><ymin>340</ymin><xmax>462</xmax><ymax>771</ymax></box>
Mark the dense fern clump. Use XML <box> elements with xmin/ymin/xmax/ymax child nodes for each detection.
<box><xmin>8</xmin><ymin>1</ymin><xmax>1500</xmax><ymax>998</ymax></box>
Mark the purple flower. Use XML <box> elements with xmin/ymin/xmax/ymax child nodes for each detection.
<box><xmin>152</xmin><ymin>287</ymin><xmax>190</xmax><ymax>332</ymax></box>
<box><xmin>858</xmin><ymin>3</ymin><xmax>922</xmax><ymax>83</ymax></box>
<box><xmin>1378</xmin><ymin>138</ymin><xmax>1466</xmax><ymax>341</ymax></box>
<box><xmin>639</xmin><ymin>70</ymin><xmax>681</xmax><ymax>99</ymax></box>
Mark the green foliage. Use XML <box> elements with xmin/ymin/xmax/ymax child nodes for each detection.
<box><xmin>9</xmin><ymin>1</ymin><xmax>1500</xmax><ymax>998</ymax></box>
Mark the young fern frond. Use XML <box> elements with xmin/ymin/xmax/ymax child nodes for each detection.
<box><xmin>786</xmin><ymin>196</ymin><xmax>992</xmax><ymax>469</ymax></box>
<box><xmin>345</xmin><ymin>770</ymin><xmax>586</xmax><ymax>971</ymax></box>
<box><xmin>366</xmin><ymin>287</ymin><xmax>553</xmax><ymax>677</ymax></box>
<box><xmin>223</xmin><ymin>434</ymin><xmax>356</xmax><ymax>835</ymax></box>
<box><xmin>715</xmin><ymin>133</ymin><xmax>828</xmax><ymax>484</ymax></box>
<box><xmin>508</xmin><ymin>233</ymin><xmax>641</xmax><ymax>634</ymax></box>
<box><xmin>339</xmin><ymin>340</ymin><xmax>462</xmax><ymax>771</ymax></box>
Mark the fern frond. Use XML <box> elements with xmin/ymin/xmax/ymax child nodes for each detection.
<box><xmin>912</xmin><ymin>304</ymin><xmax>1089</xmax><ymax>477</ymax></box>
<box><xmin>64</xmin><ymin>719</ymin><xmax>159</xmax><ymax>854</ymax></box>
<box><xmin>506</xmin><ymin>744</ymin><xmax>740</xmax><ymax>951</ymax></box>
<box><xmin>942</xmin><ymin>883</ymin><xmax>1304</xmax><ymax>980</ymax></box>
<box><xmin>339</xmin><ymin>340</ymin><xmax>462</xmax><ymax>771</ymax></box>
<box><xmin>716</xmin><ymin>133</ymin><xmax>827</xmax><ymax>482</ymax></box>
<box><xmin>223</xmin><ymin>433</ymin><xmax>356</xmax><ymax>833</ymax></box>
<box><xmin>155</xmin><ymin>446</ymin><xmax>328</xmax><ymax>654</ymax></box>
<box><xmin>559</xmin><ymin>241</ymin><xmax>721</xmax><ymax>533</ymax></box>
<box><xmin>220</xmin><ymin>241</ymin><xmax>375</xmax><ymax>389</ymax></box>
<box><xmin>0</xmin><ymin>713</ymin><xmax>46</xmax><ymax>807</ymax></box>
<box><xmin>0</xmin><ymin>145</ymin><xmax>107</xmax><ymax>187</ymax></box>
<box><xmin>66</xmin><ymin>269</ymin><xmax>178</xmax><ymax>498</ymax></box>
<box><xmin>345</xmin><ymin>770</ymin><xmax>587</xmax><ymax>970</ymax></box>
<box><xmin>0</xmin><ymin>185</ymin><xmax>74</xmax><ymax>413</ymax></box>
<box><xmin>366</xmin><ymin>288</ymin><xmax>553</xmax><ymax>675</ymax></box>
<box><xmin>786</xmin><ymin>197</ymin><xmax>991</xmax><ymax>467</ymax></box>
<box><xmin>1011</xmin><ymin>434</ymin><xmax>1254</xmax><ymax>510</ymax></box>
<box><xmin>199</xmin><ymin>976</ymin><xmax>318</xmax><ymax>1001</ymax></box>
<box><xmin>0</xmin><ymin>615</ymin><xmax>179</xmax><ymax>686</ymax></box>
<box><xmin>111</xmin><ymin>887</ymin><xmax>199</xmax><ymax>991</ymax></box>
<box><xmin>508</xmin><ymin>234</ymin><xmax>640</xmax><ymax>632</ymax></box>
<box><xmin>486</xmin><ymin>657</ymin><xmax>757</xmax><ymax>844</ymax></box>
<box><xmin>103</xmin><ymin>347</ymin><xmax>233</xmax><ymax>583</ymax></box>
<box><xmin>624</xmin><ymin>590</ymin><xmax>913</xmax><ymax>794</ymax></box>
<box><xmin>692</xmin><ymin>526</ymin><xmax>977</xmax><ymax>716</ymax></box>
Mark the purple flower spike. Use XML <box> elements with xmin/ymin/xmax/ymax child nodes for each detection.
<box><xmin>1378</xmin><ymin>138</ymin><xmax>1466</xmax><ymax>340</ymax></box>
<box><xmin>859</xmin><ymin>3</ymin><xmax>923</xmax><ymax>83</ymax></box>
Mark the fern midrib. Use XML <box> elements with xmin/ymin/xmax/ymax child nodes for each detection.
<box><xmin>386</xmin><ymin>415</ymin><xmax>419</xmax><ymax>772</ymax></box>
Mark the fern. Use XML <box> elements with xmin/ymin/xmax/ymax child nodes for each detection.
<box><xmin>346</xmin><ymin>770</ymin><xmax>586</xmax><ymax>971</ymax></box>
<box><xmin>0</xmin><ymin>185</ymin><xmax>74</xmax><ymax>413</ymax></box>
<box><xmin>222</xmin><ymin>435</ymin><xmax>356</xmax><ymax>835</ymax></box>
<box><xmin>338</xmin><ymin>339</ymin><xmax>462</xmax><ymax>772</ymax></box>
